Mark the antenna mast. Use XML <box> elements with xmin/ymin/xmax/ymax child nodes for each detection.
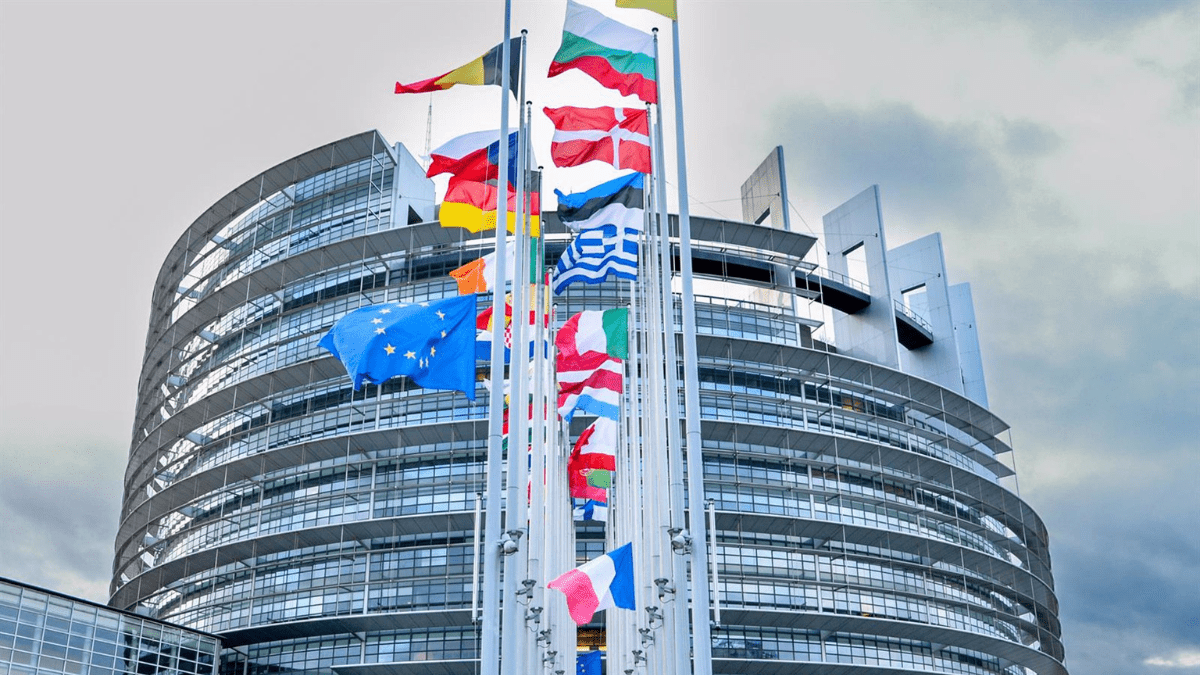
<box><xmin>423</xmin><ymin>93</ymin><xmax>433</xmax><ymax>169</ymax></box>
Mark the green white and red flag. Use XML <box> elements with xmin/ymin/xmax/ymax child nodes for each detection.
<box><xmin>557</xmin><ymin>308</ymin><xmax>629</xmax><ymax>361</ymax></box>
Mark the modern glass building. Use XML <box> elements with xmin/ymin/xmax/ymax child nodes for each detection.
<box><xmin>1</xmin><ymin>578</ymin><xmax>219</xmax><ymax>675</ymax></box>
<box><xmin>111</xmin><ymin>131</ymin><xmax>1066</xmax><ymax>675</ymax></box>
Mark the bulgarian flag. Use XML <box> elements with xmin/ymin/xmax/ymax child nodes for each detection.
<box><xmin>548</xmin><ymin>542</ymin><xmax>636</xmax><ymax>625</ymax></box>
<box><xmin>543</xmin><ymin>106</ymin><xmax>652</xmax><ymax>174</ymax></box>
<box><xmin>395</xmin><ymin>38</ymin><xmax>520</xmax><ymax>97</ymax></box>
<box><xmin>549</xmin><ymin>0</ymin><xmax>657</xmax><ymax>103</ymax></box>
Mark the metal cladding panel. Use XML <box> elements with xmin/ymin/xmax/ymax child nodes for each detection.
<box><xmin>115</xmin><ymin>514</ymin><xmax>477</xmax><ymax>610</ymax></box>
<box><xmin>950</xmin><ymin>282</ymin><xmax>989</xmax><ymax>407</ymax></box>
<box><xmin>149</xmin><ymin>132</ymin><xmax>390</xmax><ymax>326</ymax></box>
<box><xmin>719</xmin><ymin>610</ymin><xmax>1067</xmax><ymax>675</ymax></box>
<box><xmin>823</xmin><ymin>186</ymin><xmax>900</xmax><ymax>368</ymax></box>
<box><xmin>219</xmin><ymin>610</ymin><xmax>473</xmax><ymax>647</ymax></box>
<box><xmin>332</xmin><ymin>663</ymin><xmax>477</xmax><ymax>675</ymax></box>
<box><xmin>712</xmin><ymin>509</ymin><xmax>1055</xmax><ymax>608</ymax></box>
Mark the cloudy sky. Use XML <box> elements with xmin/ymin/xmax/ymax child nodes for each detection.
<box><xmin>0</xmin><ymin>1</ymin><xmax>1196</xmax><ymax>673</ymax></box>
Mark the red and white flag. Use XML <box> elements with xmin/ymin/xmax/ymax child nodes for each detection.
<box><xmin>572</xmin><ymin>417</ymin><xmax>618</xmax><ymax>471</ymax></box>
<box><xmin>543</xmin><ymin>106</ymin><xmax>652</xmax><ymax>174</ymax></box>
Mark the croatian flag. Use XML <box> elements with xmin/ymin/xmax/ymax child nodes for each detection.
<box><xmin>548</xmin><ymin>542</ymin><xmax>636</xmax><ymax>625</ymax></box>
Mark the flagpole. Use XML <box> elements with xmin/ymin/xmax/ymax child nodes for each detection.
<box><xmin>650</xmin><ymin>28</ymin><xmax>692</xmax><ymax>675</ymax></box>
<box><xmin>501</xmin><ymin>40</ymin><xmax>532</xmax><ymax>674</ymax></box>
<box><xmin>668</xmin><ymin>13</ymin><xmax>715</xmax><ymax>673</ymax></box>
<box><xmin>635</xmin><ymin>166</ymin><xmax>663</xmax><ymax>675</ymax></box>
<box><xmin>481</xmin><ymin>1</ymin><xmax>513</xmax><ymax>673</ymax></box>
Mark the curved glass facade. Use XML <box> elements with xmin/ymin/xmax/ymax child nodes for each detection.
<box><xmin>111</xmin><ymin>131</ymin><xmax>1066</xmax><ymax>675</ymax></box>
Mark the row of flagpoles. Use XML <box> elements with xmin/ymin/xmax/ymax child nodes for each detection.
<box><xmin>325</xmin><ymin>1</ymin><xmax>713</xmax><ymax>674</ymax></box>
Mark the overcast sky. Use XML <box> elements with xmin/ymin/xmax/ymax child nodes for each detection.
<box><xmin>1</xmin><ymin>1</ymin><xmax>1197</xmax><ymax>673</ymax></box>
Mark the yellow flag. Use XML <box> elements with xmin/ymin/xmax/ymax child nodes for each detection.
<box><xmin>616</xmin><ymin>0</ymin><xmax>677</xmax><ymax>20</ymax></box>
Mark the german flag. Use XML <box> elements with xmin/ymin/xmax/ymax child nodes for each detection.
<box><xmin>395</xmin><ymin>38</ymin><xmax>521</xmax><ymax>97</ymax></box>
<box><xmin>439</xmin><ymin>179</ymin><xmax>541</xmax><ymax>236</ymax></box>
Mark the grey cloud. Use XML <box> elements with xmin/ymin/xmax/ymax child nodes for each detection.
<box><xmin>0</xmin><ymin>436</ymin><xmax>124</xmax><ymax>603</ymax></box>
<box><xmin>1001</xmin><ymin>119</ymin><xmax>1064</xmax><ymax>159</ymax></box>
<box><xmin>930</xmin><ymin>0</ymin><xmax>1198</xmax><ymax>47</ymax></box>
<box><xmin>974</xmin><ymin>255</ymin><xmax>1200</xmax><ymax>673</ymax></box>
<box><xmin>769</xmin><ymin>97</ymin><xmax>1015</xmax><ymax>231</ymax></box>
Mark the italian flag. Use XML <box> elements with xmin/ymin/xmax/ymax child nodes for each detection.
<box><xmin>548</xmin><ymin>0</ymin><xmax>657</xmax><ymax>103</ymax></box>
<box><xmin>556</xmin><ymin>309</ymin><xmax>628</xmax><ymax>423</ymax></box>
<box><xmin>556</xmin><ymin>308</ymin><xmax>629</xmax><ymax>361</ymax></box>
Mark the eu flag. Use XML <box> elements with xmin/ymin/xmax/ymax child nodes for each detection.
<box><xmin>319</xmin><ymin>295</ymin><xmax>478</xmax><ymax>399</ymax></box>
<box><xmin>576</xmin><ymin>650</ymin><xmax>601</xmax><ymax>675</ymax></box>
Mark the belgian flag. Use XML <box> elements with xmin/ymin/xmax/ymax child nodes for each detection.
<box><xmin>394</xmin><ymin>37</ymin><xmax>521</xmax><ymax>97</ymax></box>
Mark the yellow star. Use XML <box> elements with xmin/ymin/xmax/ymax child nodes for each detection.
<box><xmin>384</xmin><ymin>344</ymin><xmax>396</xmax><ymax>355</ymax></box>
<box><xmin>430</xmin><ymin>346</ymin><xmax>436</xmax><ymax>357</ymax></box>
<box><xmin>375</xmin><ymin>328</ymin><xmax>386</xmax><ymax>334</ymax></box>
<box><xmin>441</xmin><ymin>330</ymin><xmax>447</xmax><ymax>338</ymax></box>
<box><xmin>405</xmin><ymin>350</ymin><xmax>416</xmax><ymax>359</ymax></box>
<box><xmin>435</xmin><ymin>310</ymin><xmax>446</xmax><ymax>320</ymax></box>
<box><xmin>371</xmin><ymin>318</ymin><xmax>383</xmax><ymax>325</ymax></box>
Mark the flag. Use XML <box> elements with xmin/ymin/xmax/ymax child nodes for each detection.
<box><xmin>573</xmin><ymin>499</ymin><xmax>608</xmax><ymax>522</ymax></box>
<box><xmin>557</xmin><ymin>353</ymin><xmax>623</xmax><ymax>422</ymax></box>
<box><xmin>615</xmin><ymin>0</ymin><xmax>677</xmax><ymax>20</ymax></box>
<box><xmin>549</xmin><ymin>0</ymin><xmax>657</xmax><ymax>103</ymax></box>
<box><xmin>395</xmin><ymin>38</ymin><xmax>521</xmax><ymax>97</ymax></box>
<box><xmin>427</xmin><ymin>130</ymin><xmax>520</xmax><ymax>185</ymax></box>
<box><xmin>319</xmin><ymin>295</ymin><xmax>477</xmax><ymax>398</ymax></box>
<box><xmin>569</xmin><ymin>460</ymin><xmax>608</xmax><ymax>502</ymax></box>
<box><xmin>555</xmin><ymin>172</ymin><xmax>644</xmax><ymax>233</ymax></box>
<box><xmin>572</xmin><ymin>418</ymin><xmax>618</xmax><ymax>471</ymax></box>
<box><xmin>543</xmin><ymin>106</ymin><xmax>651</xmax><ymax>173</ymax></box>
<box><xmin>558</xmin><ymin>309</ymin><xmax>629</xmax><ymax>361</ymax></box>
<box><xmin>439</xmin><ymin>179</ymin><xmax>542</xmax><ymax>236</ymax></box>
<box><xmin>577</xmin><ymin>651</ymin><xmax>603</xmax><ymax>675</ymax></box>
<box><xmin>448</xmin><ymin>239</ymin><xmax>539</xmax><ymax>295</ymax></box>
<box><xmin>556</xmin><ymin>309</ymin><xmax>627</xmax><ymax>421</ymax></box>
<box><xmin>553</xmin><ymin>222</ymin><xmax>639</xmax><ymax>294</ymax></box>
<box><xmin>548</xmin><ymin>542</ymin><xmax>636</xmax><ymax>625</ymax></box>
<box><xmin>476</xmin><ymin>291</ymin><xmax>549</xmax><ymax>362</ymax></box>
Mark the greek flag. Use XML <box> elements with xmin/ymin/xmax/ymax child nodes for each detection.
<box><xmin>552</xmin><ymin>222</ymin><xmax>640</xmax><ymax>294</ymax></box>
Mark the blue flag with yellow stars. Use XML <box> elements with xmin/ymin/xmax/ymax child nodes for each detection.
<box><xmin>319</xmin><ymin>295</ymin><xmax>478</xmax><ymax>398</ymax></box>
<box><xmin>576</xmin><ymin>650</ymin><xmax>601</xmax><ymax>675</ymax></box>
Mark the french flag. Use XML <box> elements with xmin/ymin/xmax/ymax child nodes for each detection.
<box><xmin>548</xmin><ymin>542</ymin><xmax>635</xmax><ymax>625</ymax></box>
